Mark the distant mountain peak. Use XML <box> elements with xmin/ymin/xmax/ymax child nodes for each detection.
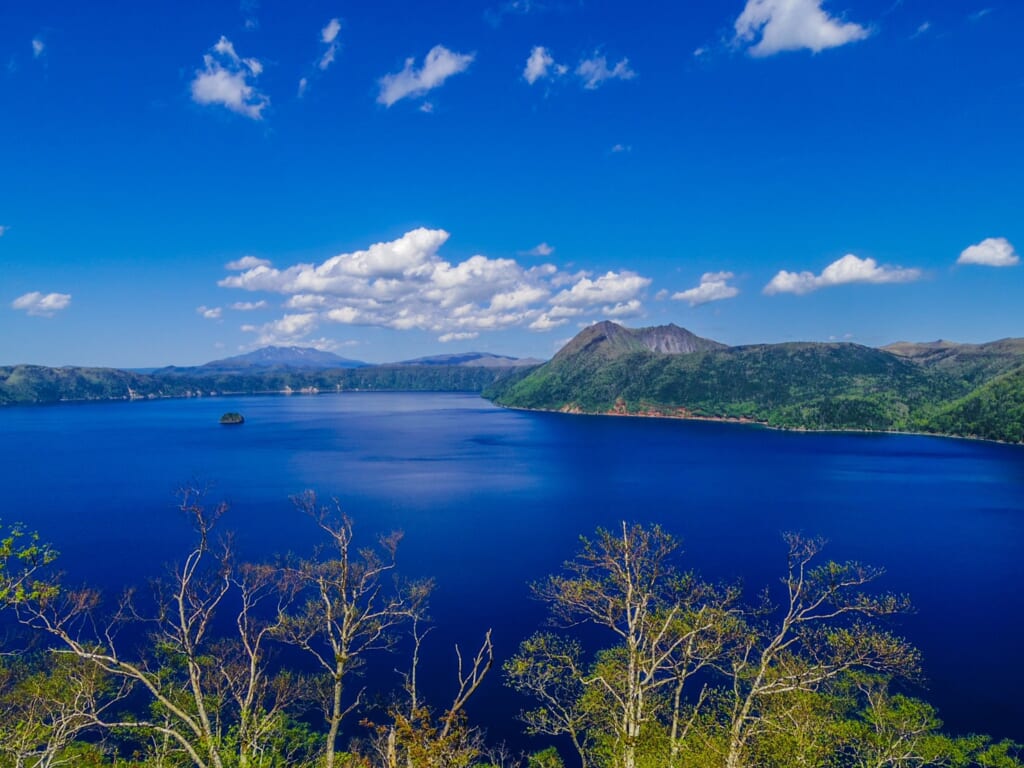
<box><xmin>555</xmin><ymin>321</ymin><xmax>725</xmax><ymax>362</ymax></box>
<box><xmin>199</xmin><ymin>346</ymin><xmax>367</xmax><ymax>371</ymax></box>
<box><xmin>394</xmin><ymin>352</ymin><xmax>542</xmax><ymax>368</ymax></box>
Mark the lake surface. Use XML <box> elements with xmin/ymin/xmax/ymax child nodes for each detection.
<box><xmin>2</xmin><ymin>392</ymin><xmax>1023</xmax><ymax>745</ymax></box>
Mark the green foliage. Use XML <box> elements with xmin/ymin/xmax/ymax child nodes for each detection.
<box><xmin>0</xmin><ymin>364</ymin><xmax>518</xmax><ymax>405</ymax></box>
<box><xmin>924</xmin><ymin>364</ymin><xmax>1024</xmax><ymax>443</ymax></box>
<box><xmin>0</xmin><ymin>521</ymin><xmax>58</xmax><ymax>607</ymax></box>
<box><xmin>489</xmin><ymin>329</ymin><xmax>1024</xmax><ymax>442</ymax></box>
<box><xmin>2</xmin><ymin>513</ymin><xmax>1022</xmax><ymax>767</ymax></box>
<box><xmin>527</xmin><ymin>747</ymin><xmax>565</xmax><ymax>768</ymax></box>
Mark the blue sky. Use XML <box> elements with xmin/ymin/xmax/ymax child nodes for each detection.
<box><xmin>2</xmin><ymin>0</ymin><xmax>1022</xmax><ymax>366</ymax></box>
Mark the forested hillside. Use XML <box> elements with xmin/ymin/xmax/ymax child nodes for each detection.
<box><xmin>0</xmin><ymin>364</ymin><xmax>514</xmax><ymax>405</ymax></box>
<box><xmin>487</xmin><ymin>323</ymin><xmax>1024</xmax><ymax>442</ymax></box>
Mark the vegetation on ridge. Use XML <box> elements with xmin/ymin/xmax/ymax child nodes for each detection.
<box><xmin>0</xmin><ymin>364</ymin><xmax>517</xmax><ymax>406</ymax></box>
<box><xmin>486</xmin><ymin>322</ymin><xmax>1024</xmax><ymax>443</ymax></box>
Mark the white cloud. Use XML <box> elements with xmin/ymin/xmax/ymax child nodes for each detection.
<box><xmin>576</xmin><ymin>54</ymin><xmax>636</xmax><ymax>89</ymax></box>
<box><xmin>419</xmin><ymin>101</ymin><xmax>435</xmax><ymax>114</ymax></box>
<box><xmin>12</xmin><ymin>291</ymin><xmax>71</xmax><ymax>317</ymax></box>
<box><xmin>524</xmin><ymin>46</ymin><xmax>566</xmax><ymax>84</ymax></box>
<box><xmin>191</xmin><ymin>36</ymin><xmax>269</xmax><ymax>120</ymax></box>
<box><xmin>602</xmin><ymin>299</ymin><xmax>644</xmax><ymax>318</ymax></box>
<box><xmin>0</xmin><ymin>226</ymin><xmax>7</xmax><ymax>237</ymax></box>
<box><xmin>611</xmin><ymin>143</ymin><xmax>632</xmax><ymax>153</ymax></box>
<box><xmin>197</xmin><ymin>305</ymin><xmax>223</xmax><ymax>319</ymax></box>
<box><xmin>219</xmin><ymin>228</ymin><xmax>651</xmax><ymax>337</ymax></box>
<box><xmin>764</xmin><ymin>254</ymin><xmax>921</xmax><ymax>295</ymax></box>
<box><xmin>439</xmin><ymin>331</ymin><xmax>479</xmax><ymax>343</ymax></box>
<box><xmin>551</xmin><ymin>270</ymin><xmax>652</xmax><ymax>307</ymax></box>
<box><xmin>241</xmin><ymin>313</ymin><xmax>320</xmax><ymax>347</ymax></box>
<box><xmin>521</xmin><ymin>242</ymin><xmax>555</xmax><ymax>257</ymax></box>
<box><xmin>230</xmin><ymin>300</ymin><xmax>268</xmax><ymax>311</ymax></box>
<box><xmin>32</xmin><ymin>38</ymin><xmax>44</xmax><ymax>58</ymax></box>
<box><xmin>226</xmin><ymin>255</ymin><xmax>272</xmax><ymax>270</ymax></box>
<box><xmin>957</xmin><ymin>237</ymin><xmax>1019</xmax><ymax>267</ymax></box>
<box><xmin>322</xmin><ymin>18</ymin><xmax>341</xmax><ymax>44</ymax></box>
<box><xmin>673</xmin><ymin>271</ymin><xmax>740</xmax><ymax>306</ymax></box>
<box><xmin>319</xmin><ymin>18</ymin><xmax>341</xmax><ymax>70</ymax></box>
<box><xmin>377</xmin><ymin>45</ymin><xmax>474</xmax><ymax>107</ymax></box>
<box><xmin>298</xmin><ymin>77</ymin><xmax>309</xmax><ymax>97</ymax></box>
<box><xmin>529</xmin><ymin>313</ymin><xmax>569</xmax><ymax>331</ymax></box>
<box><xmin>734</xmin><ymin>0</ymin><xmax>871</xmax><ymax>57</ymax></box>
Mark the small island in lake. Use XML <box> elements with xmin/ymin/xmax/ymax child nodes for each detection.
<box><xmin>219</xmin><ymin>412</ymin><xmax>245</xmax><ymax>425</ymax></box>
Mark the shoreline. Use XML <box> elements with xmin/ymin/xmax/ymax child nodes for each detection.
<box><xmin>1</xmin><ymin>388</ymin><xmax>1019</xmax><ymax>447</ymax></box>
<box><xmin>494</xmin><ymin>402</ymin><xmax>1022</xmax><ymax>447</ymax></box>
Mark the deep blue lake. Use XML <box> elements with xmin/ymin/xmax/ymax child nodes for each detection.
<box><xmin>2</xmin><ymin>392</ymin><xmax>1023</xmax><ymax>746</ymax></box>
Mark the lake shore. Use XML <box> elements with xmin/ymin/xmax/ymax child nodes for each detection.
<box><xmin>495</xmin><ymin>402</ymin><xmax>1023</xmax><ymax>446</ymax></box>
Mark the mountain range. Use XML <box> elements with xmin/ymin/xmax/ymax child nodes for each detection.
<box><xmin>485</xmin><ymin>321</ymin><xmax>1024</xmax><ymax>443</ymax></box>
<box><xmin>0</xmin><ymin>346</ymin><xmax>535</xmax><ymax>407</ymax></box>
<box><xmin>3</xmin><ymin>329</ymin><xmax>1023</xmax><ymax>443</ymax></box>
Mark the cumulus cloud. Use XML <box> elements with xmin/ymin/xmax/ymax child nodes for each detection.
<box><xmin>610</xmin><ymin>143</ymin><xmax>632</xmax><ymax>153</ymax></box>
<box><xmin>197</xmin><ymin>305</ymin><xmax>223</xmax><ymax>319</ymax></box>
<box><xmin>191</xmin><ymin>36</ymin><xmax>268</xmax><ymax>119</ymax></box>
<box><xmin>231</xmin><ymin>300</ymin><xmax>268</xmax><ymax>311</ymax></box>
<box><xmin>521</xmin><ymin>242</ymin><xmax>555</xmax><ymax>257</ymax></box>
<box><xmin>32</xmin><ymin>38</ymin><xmax>45</xmax><ymax>58</ymax></box>
<box><xmin>957</xmin><ymin>237</ymin><xmax>1019</xmax><ymax>267</ymax></box>
<box><xmin>319</xmin><ymin>18</ymin><xmax>341</xmax><ymax>70</ymax></box>
<box><xmin>226</xmin><ymin>255</ymin><xmax>272</xmax><ymax>270</ymax></box>
<box><xmin>377</xmin><ymin>45</ymin><xmax>474</xmax><ymax>107</ymax></box>
<box><xmin>240</xmin><ymin>313</ymin><xmax>320</xmax><ymax>346</ymax></box>
<box><xmin>523</xmin><ymin>46</ymin><xmax>566</xmax><ymax>84</ymax></box>
<box><xmin>602</xmin><ymin>299</ymin><xmax>644</xmax><ymax>318</ymax></box>
<box><xmin>764</xmin><ymin>254</ymin><xmax>921</xmax><ymax>295</ymax></box>
<box><xmin>524</xmin><ymin>46</ymin><xmax>552</xmax><ymax>84</ymax></box>
<box><xmin>219</xmin><ymin>228</ymin><xmax>651</xmax><ymax>341</ymax></box>
<box><xmin>12</xmin><ymin>291</ymin><xmax>71</xmax><ymax>317</ymax></box>
<box><xmin>551</xmin><ymin>270</ymin><xmax>652</xmax><ymax>307</ymax></box>
<box><xmin>576</xmin><ymin>54</ymin><xmax>636</xmax><ymax>89</ymax></box>
<box><xmin>673</xmin><ymin>271</ymin><xmax>740</xmax><ymax>306</ymax></box>
<box><xmin>734</xmin><ymin>0</ymin><xmax>871</xmax><ymax>57</ymax></box>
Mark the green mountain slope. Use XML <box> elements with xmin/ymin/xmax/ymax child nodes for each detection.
<box><xmin>0</xmin><ymin>366</ymin><xmax>174</xmax><ymax>404</ymax></box>
<box><xmin>883</xmin><ymin>338</ymin><xmax>1024</xmax><ymax>387</ymax></box>
<box><xmin>924</xmin><ymin>363</ymin><xmax>1024</xmax><ymax>443</ymax></box>
<box><xmin>0</xmin><ymin>364</ymin><xmax>514</xmax><ymax>406</ymax></box>
<box><xmin>487</xmin><ymin>323</ymin><xmax>1024</xmax><ymax>441</ymax></box>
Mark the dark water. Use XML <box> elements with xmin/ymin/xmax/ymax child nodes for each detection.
<box><xmin>2</xmin><ymin>392</ymin><xmax>1023</xmax><ymax>745</ymax></box>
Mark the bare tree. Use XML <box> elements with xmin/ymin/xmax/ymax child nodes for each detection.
<box><xmin>533</xmin><ymin>522</ymin><xmax>738</xmax><ymax>768</ymax></box>
<box><xmin>722</xmin><ymin>534</ymin><xmax>918</xmax><ymax>768</ymax></box>
<box><xmin>19</xmin><ymin>487</ymin><xmax>310</xmax><ymax>768</ymax></box>
<box><xmin>505</xmin><ymin>633</ymin><xmax>593</xmax><ymax>768</ymax></box>
<box><xmin>370</xmin><ymin>629</ymin><xmax>495</xmax><ymax>768</ymax></box>
<box><xmin>277</xmin><ymin>491</ymin><xmax>430</xmax><ymax>768</ymax></box>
